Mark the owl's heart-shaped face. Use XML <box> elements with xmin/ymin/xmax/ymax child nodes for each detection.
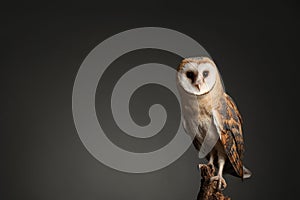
<box><xmin>177</xmin><ymin>60</ymin><xmax>217</xmax><ymax>96</ymax></box>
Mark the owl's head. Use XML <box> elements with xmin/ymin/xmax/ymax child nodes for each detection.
<box><xmin>177</xmin><ymin>57</ymin><xmax>219</xmax><ymax>96</ymax></box>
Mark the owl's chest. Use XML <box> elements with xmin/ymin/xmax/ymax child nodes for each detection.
<box><xmin>180</xmin><ymin>94</ymin><xmax>212</xmax><ymax>139</ymax></box>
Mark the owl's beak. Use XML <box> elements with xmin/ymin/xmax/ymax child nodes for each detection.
<box><xmin>194</xmin><ymin>84</ymin><xmax>201</xmax><ymax>91</ymax></box>
<box><xmin>194</xmin><ymin>79</ymin><xmax>202</xmax><ymax>91</ymax></box>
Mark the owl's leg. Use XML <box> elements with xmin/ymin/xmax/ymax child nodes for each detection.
<box><xmin>208</xmin><ymin>152</ymin><xmax>214</xmax><ymax>165</ymax></box>
<box><xmin>198</xmin><ymin>152</ymin><xmax>215</xmax><ymax>171</ymax></box>
<box><xmin>210</xmin><ymin>153</ymin><xmax>227</xmax><ymax>190</ymax></box>
<box><xmin>207</xmin><ymin>152</ymin><xmax>215</xmax><ymax>170</ymax></box>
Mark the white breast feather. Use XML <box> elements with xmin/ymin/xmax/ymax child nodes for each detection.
<box><xmin>178</xmin><ymin>84</ymin><xmax>220</xmax><ymax>157</ymax></box>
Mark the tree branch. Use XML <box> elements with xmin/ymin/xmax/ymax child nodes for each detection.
<box><xmin>197</xmin><ymin>164</ymin><xmax>230</xmax><ymax>200</ymax></box>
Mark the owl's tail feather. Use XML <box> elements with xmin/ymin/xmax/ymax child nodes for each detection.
<box><xmin>224</xmin><ymin>163</ymin><xmax>252</xmax><ymax>179</ymax></box>
<box><xmin>243</xmin><ymin>166</ymin><xmax>252</xmax><ymax>179</ymax></box>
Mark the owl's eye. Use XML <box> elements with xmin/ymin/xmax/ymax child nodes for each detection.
<box><xmin>186</xmin><ymin>71</ymin><xmax>195</xmax><ymax>82</ymax></box>
<box><xmin>203</xmin><ymin>70</ymin><xmax>209</xmax><ymax>78</ymax></box>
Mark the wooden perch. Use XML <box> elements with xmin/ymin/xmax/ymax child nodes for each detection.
<box><xmin>197</xmin><ymin>164</ymin><xmax>230</xmax><ymax>200</ymax></box>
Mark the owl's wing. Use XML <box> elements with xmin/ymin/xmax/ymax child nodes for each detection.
<box><xmin>212</xmin><ymin>93</ymin><xmax>245</xmax><ymax>178</ymax></box>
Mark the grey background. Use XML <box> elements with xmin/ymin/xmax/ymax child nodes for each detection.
<box><xmin>1</xmin><ymin>1</ymin><xmax>299</xmax><ymax>199</ymax></box>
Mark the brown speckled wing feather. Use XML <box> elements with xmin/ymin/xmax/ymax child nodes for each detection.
<box><xmin>213</xmin><ymin>93</ymin><xmax>245</xmax><ymax>178</ymax></box>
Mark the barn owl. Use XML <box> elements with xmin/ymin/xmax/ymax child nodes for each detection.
<box><xmin>176</xmin><ymin>57</ymin><xmax>251</xmax><ymax>190</ymax></box>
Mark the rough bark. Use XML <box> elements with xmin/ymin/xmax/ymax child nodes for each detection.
<box><xmin>197</xmin><ymin>164</ymin><xmax>230</xmax><ymax>200</ymax></box>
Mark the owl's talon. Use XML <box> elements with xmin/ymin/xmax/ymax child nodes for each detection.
<box><xmin>210</xmin><ymin>175</ymin><xmax>227</xmax><ymax>190</ymax></box>
<box><xmin>197</xmin><ymin>164</ymin><xmax>205</xmax><ymax>171</ymax></box>
<box><xmin>207</xmin><ymin>163</ymin><xmax>215</xmax><ymax>171</ymax></box>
